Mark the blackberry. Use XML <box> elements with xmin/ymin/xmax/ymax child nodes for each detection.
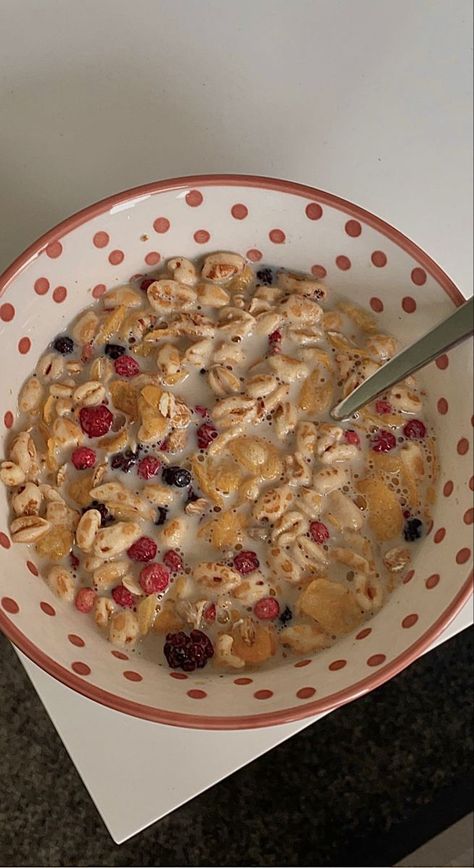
<box><xmin>104</xmin><ymin>343</ymin><xmax>126</xmax><ymax>360</ymax></box>
<box><xmin>155</xmin><ymin>506</ymin><xmax>168</xmax><ymax>526</ymax></box>
<box><xmin>403</xmin><ymin>518</ymin><xmax>423</xmax><ymax>542</ymax></box>
<box><xmin>53</xmin><ymin>335</ymin><xmax>74</xmax><ymax>354</ymax></box>
<box><xmin>256</xmin><ymin>267</ymin><xmax>273</xmax><ymax>286</ymax></box>
<box><xmin>162</xmin><ymin>465</ymin><xmax>192</xmax><ymax>487</ymax></box>
<box><xmin>111</xmin><ymin>449</ymin><xmax>139</xmax><ymax>472</ymax></box>
<box><xmin>279</xmin><ymin>606</ymin><xmax>293</xmax><ymax>626</ymax></box>
<box><xmin>82</xmin><ymin>501</ymin><xmax>113</xmax><ymax>526</ymax></box>
<box><xmin>164</xmin><ymin>629</ymin><xmax>214</xmax><ymax>672</ymax></box>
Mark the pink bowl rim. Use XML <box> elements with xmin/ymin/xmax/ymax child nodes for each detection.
<box><xmin>0</xmin><ymin>173</ymin><xmax>471</xmax><ymax>730</ymax></box>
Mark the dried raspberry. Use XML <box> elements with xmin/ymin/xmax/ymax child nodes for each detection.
<box><xmin>204</xmin><ymin>603</ymin><xmax>216</xmax><ymax>622</ymax></box>
<box><xmin>371</xmin><ymin>429</ymin><xmax>397</xmax><ymax>452</ymax></box>
<box><xmin>140</xmin><ymin>278</ymin><xmax>155</xmax><ymax>292</ymax></box>
<box><xmin>163</xmin><ymin>550</ymin><xmax>183</xmax><ymax>572</ymax></box>
<box><xmin>375</xmin><ymin>399</ymin><xmax>393</xmax><ymax>415</ymax></box>
<box><xmin>71</xmin><ymin>446</ymin><xmax>97</xmax><ymax>470</ymax></box>
<box><xmin>309</xmin><ymin>521</ymin><xmax>330</xmax><ymax>543</ymax></box>
<box><xmin>344</xmin><ymin>429</ymin><xmax>360</xmax><ymax>446</ymax></box>
<box><xmin>111</xmin><ymin>584</ymin><xmax>135</xmax><ymax>608</ymax></box>
<box><xmin>139</xmin><ymin>562</ymin><xmax>170</xmax><ymax>595</ymax></box>
<box><xmin>137</xmin><ymin>456</ymin><xmax>161</xmax><ymax>479</ymax></box>
<box><xmin>233</xmin><ymin>550</ymin><xmax>260</xmax><ymax>574</ymax></box>
<box><xmin>164</xmin><ymin>630</ymin><xmax>214</xmax><ymax>671</ymax></box>
<box><xmin>114</xmin><ymin>354</ymin><xmax>140</xmax><ymax>378</ymax></box>
<box><xmin>79</xmin><ymin>405</ymin><xmax>113</xmax><ymax>437</ymax></box>
<box><xmin>75</xmin><ymin>587</ymin><xmax>96</xmax><ymax>613</ymax></box>
<box><xmin>195</xmin><ymin>405</ymin><xmax>209</xmax><ymax>417</ymax></box>
<box><xmin>254</xmin><ymin>597</ymin><xmax>280</xmax><ymax>620</ymax></box>
<box><xmin>197</xmin><ymin>423</ymin><xmax>218</xmax><ymax>449</ymax></box>
<box><xmin>268</xmin><ymin>330</ymin><xmax>282</xmax><ymax>353</ymax></box>
<box><xmin>403</xmin><ymin>419</ymin><xmax>427</xmax><ymax>439</ymax></box>
<box><xmin>127</xmin><ymin>536</ymin><xmax>157</xmax><ymax>562</ymax></box>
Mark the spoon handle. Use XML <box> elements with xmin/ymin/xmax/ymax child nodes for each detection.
<box><xmin>330</xmin><ymin>296</ymin><xmax>474</xmax><ymax>422</ymax></box>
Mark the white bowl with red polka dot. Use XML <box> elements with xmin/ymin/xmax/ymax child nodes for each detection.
<box><xmin>0</xmin><ymin>175</ymin><xmax>472</xmax><ymax>729</ymax></box>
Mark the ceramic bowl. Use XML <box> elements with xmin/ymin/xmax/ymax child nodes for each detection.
<box><xmin>0</xmin><ymin>175</ymin><xmax>472</xmax><ymax>729</ymax></box>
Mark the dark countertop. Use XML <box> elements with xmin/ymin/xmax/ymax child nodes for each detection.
<box><xmin>0</xmin><ymin>627</ymin><xmax>472</xmax><ymax>867</ymax></box>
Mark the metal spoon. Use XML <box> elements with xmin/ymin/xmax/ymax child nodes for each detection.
<box><xmin>330</xmin><ymin>296</ymin><xmax>474</xmax><ymax>422</ymax></box>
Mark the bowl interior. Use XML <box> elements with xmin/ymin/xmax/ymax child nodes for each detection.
<box><xmin>0</xmin><ymin>176</ymin><xmax>471</xmax><ymax>728</ymax></box>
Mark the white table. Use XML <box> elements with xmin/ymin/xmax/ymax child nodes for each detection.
<box><xmin>1</xmin><ymin>0</ymin><xmax>472</xmax><ymax>845</ymax></box>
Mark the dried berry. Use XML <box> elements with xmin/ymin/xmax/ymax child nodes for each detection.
<box><xmin>69</xmin><ymin>552</ymin><xmax>80</xmax><ymax>570</ymax></box>
<box><xmin>254</xmin><ymin>597</ymin><xmax>280</xmax><ymax>620</ymax></box>
<box><xmin>279</xmin><ymin>606</ymin><xmax>293</xmax><ymax>625</ymax></box>
<box><xmin>233</xmin><ymin>550</ymin><xmax>260</xmax><ymax>574</ymax></box>
<box><xmin>403</xmin><ymin>518</ymin><xmax>423</xmax><ymax>541</ymax></box>
<box><xmin>204</xmin><ymin>603</ymin><xmax>216</xmax><ymax>622</ymax></box>
<box><xmin>164</xmin><ymin>629</ymin><xmax>214</xmax><ymax>672</ymax></box>
<box><xmin>140</xmin><ymin>278</ymin><xmax>155</xmax><ymax>292</ymax></box>
<box><xmin>79</xmin><ymin>405</ymin><xmax>113</xmax><ymax>438</ymax></box>
<box><xmin>194</xmin><ymin>405</ymin><xmax>209</xmax><ymax>417</ymax></box>
<box><xmin>139</xmin><ymin>562</ymin><xmax>170</xmax><ymax>595</ymax></box>
<box><xmin>104</xmin><ymin>343</ymin><xmax>126</xmax><ymax>360</ymax></box>
<box><xmin>111</xmin><ymin>449</ymin><xmax>139</xmax><ymax>472</ymax></box>
<box><xmin>344</xmin><ymin>429</ymin><xmax>360</xmax><ymax>446</ymax></box>
<box><xmin>268</xmin><ymin>329</ymin><xmax>282</xmax><ymax>354</ymax></box>
<box><xmin>403</xmin><ymin>419</ymin><xmax>427</xmax><ymax>439</ymax></box>
<box><xmin>185</xmin><ymin>488</ymin><xmax>199</xmax><ymax>505</ymax></box>
<box><xmin>53</xmin><ymin>335</ymin><xmax>74</xmax><ymax>355</ymax></box>
<box><xmin>375</xmin><ymin>399</ymin><xmax>392</xmax><ymax>415</ymax></box>
<box><xmin>162</xmin><ymin>465</ymin><xmax>192</xmax><ymax>487</ymax></box>
<box><xmin>155</xmin><ymin>506</ymin><xmax>168</xmax><ymax>526</ymax></box>
<box><xmin>127</xmin><ymin>536</ymin><xmax>157</xmax><ymax>562</ymax></box>
<box><xmin>82</xmin><ymin>500</ymin><xmax>113</xmax><ymax>527</ymax></box>
<box><xmin>137</xmin><ymin>456</ymin><xmax>161</xmax><ymax>479</ymax></box>
<box><xmin>75</xmin><ymin>587</ymin><xmax>96</xmax><ymax>613</ymax></box>
<box><xmin>256</xmin><ymin>268</ymin><xmax>273</xmax><ymax>285</ymax></box>
<box><xmin>71</xmin><ymin>446</ymin><xmax>96</xmax><ymax>470</ymax></box>
<box><xmin>163</xmin><ymin>550</ymin><xmax>183</xmax><ymax>572</ymax></box>
<box><xmin>309</xmin><ymin>521</ymin><xmax>330</xmax><ymax>543</ymax></box>
<box><xmin>114</xmin><ymin>354</ymin><xmax>140</xmax><ymax>378</ymax></box>
<box><xmin>111</xmin><ymin>584</ymin><xmax>135</xmax><ymax>608</ymax></box>
<box><xmin>371</xmin><ymin>429</ymin><xmax>397</xmax><ymax>453</ymax></box>
<box><xmin>197</xmin><ymin>423</ymin><xmax>218</xmax><ymax>450</ymax></box>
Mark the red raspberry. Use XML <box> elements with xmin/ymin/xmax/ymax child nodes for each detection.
<box><xmin>112</xmin><ymin>584</ymin><xmax>135</xmax><ymax>608</ymax></box>
<box><xmin>204</xmin><ymin>603</ymin><xmax>216</xmax><ymax>622</ymax></box>
<box><xmin>403</xmin><ymin>419</ymin><xmax>427</xmax><ymax>439</ymax></box>
<box><xmin>79</xmin><ymin>405</ymin><xmax>114</xmax><ymax>437</ymax></box>
<box><xmin>139</xmin><ymin>563</ymin><xmax>170</xmax><ymax>595</ymax></box>
<box><xmin>71</xmin><ymin>446</ymin><xmax>97</xmax><ymax>470</ymax></box>
<box><xmin>254</xmin><ymin>597</ymin><xmax>280</xmax><ymax>620</ymax></box>
<box><xmin>344</xmin><ymin>429</ymin><xmax>360</xmax><ymax>446</ymax></box>
<box><xmin>137</xmin><ymin>456</ymin><xmax>161</xmax><ymax>479</ymax></box>
<box><xmin>197</xmin><ymin>423</ymin><xmax>218</xmax><ymax>449</ymax></box>
<box><xmin>127</xmin><ymin>536</ymin><xmax>157</xmax><ymax>562</ymax></box>
<box><xmin>75</xmin><ymin>587</ymin><xmax>96</xmax><ymax>613</ymax></box>
<box><xmin>268</xmin><ymin>329</ymin><xmax>282</xmax><ymax>353</ymax></box>
<box><xmin>375</xmin><ymin>399</ymin><xmax>393</xmax><ymax>415</ymax></box>
<box><xmin>233</xmin><ymin>551</ymin><xmax>260</xmax><ymax>574</ymax></box>
<box><xmin>140</xmin><ymin>278</ymin><xmax>155</xmax><ymax>292</ymax></box>
<box><xmin>309</xmin><ymin>521</ymin><xmax>330</xmax><ymax>543</ymax></box>
<box><xmin>195</xmin><ymin>405</ymin><xmax>209</xmax><ymax>417</ymax></box>
<box><xmin>114</xmin><ymin>355</ymin><xmax>140</xmax><ymax>378</ymax></box>
<box><xmin>371</xmin><ymin>429</ymin><xmax>397</xmax><ymax>452</ymax></box>
<box><xmin>163</xmin><ymin>550</ymin><xmax>183</xmax><ymax>572</ymax></box>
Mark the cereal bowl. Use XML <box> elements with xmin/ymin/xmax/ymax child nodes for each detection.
<box><xmin>0</xmin><ymin>175</ymin><xmax>472</xmax><ymax>729</ymax></box>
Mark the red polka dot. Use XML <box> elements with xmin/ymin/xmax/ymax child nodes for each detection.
<box><xmin>367</xmin><ymin>654</ymin><xmax>386</xmax><ymax>667</ymax></box>
<box><xmin>18</xmin><ymin>337</ymin><xmax>31</xmax><ymax>355</ymax></box>
<box><xmin>0</xmin><ymin>303</ymin><xmax>15</xmax><ymax>322</ymax></box>
<box><xmin>443</xmin><ymin>480</ymin><xmax>454</xmax><ymax>497</ymax></box>
<box><xmin>153</xmin><ymin>217</ymin><xmax>170</xmax><ymax>233</ymax></box>
<box><xmin>52</xmin><ymin>286</ymin><xmax>67</xmax><ymax>303</ymax></box>
<box><xmin>402</xmin><ymin>296</ymin><xmax>416</xmax><ymax>313</ymax></box>
<box><xmin>144</xmin><ymin>251</ymin><xmax>161</xmax><ymax>266</ymax></box>
<box><xmin>305</xmin><ymin>203</ymin><xmax>323</xmax><ymax>220</ymax></box>
<box><xmin>356</xmin><ymin>627</ymin><xmax>372</xmax><ymax>640</ymax></box>
<box><xmin>294</xmin><ymin>659</ymin><xmax>311</xmax><ymax>668</ymax></box>
<box><xmin>3</xmin><ymin>411</ymin><xmax>14</xmax><ymax>429</ymax></box>
<box><xmin>269</xmin><ymin>229</ymin><xmax>286</xmax><ymax>244</ymax></box>
<box><xmin>185</xmin><ymin>190</ymin><xmax>203</xmax><ymax>207</ymax></box>
<box><xmin>403</xmin><ymin>570</ymin><xmax>415</xmax><ymax>584</ymax></box>
<box><xmin>437</xmin><ymin>398</ymin><xmax>448</xmax><ymax>415</ymax></box>
<box><xmin>26</xmin><ymin>560</ymin><xmax>38</xmax><ymax>576</ymax></box>
<box><xmin>92</xmin><ymin>284</ymin><xmax>106</xmax><ymax>299</ymax></box>
<box><xmin>296</xmin><ymin>687</ymin><xmax>316</xmax><ymax>699</ymax></box>
<box><xmin>371</xmin><ymin>251</ymin><xmax>387</xmax><ymax>267</ymax></box>
<box><xmin>345</xmin><ymin>219</ymin><xmax>362</xmax><ymax>237</ymax></box>
<box><xmin>46</xmin><ymin>241</ymin><xmax>63</xmax><ymax>258</ymax></box>
<box><xmin>336</xmin><ymin>255</ymin><xmax>351</xmax><ymax>271</ymax></box>
<box><xmin>463</xmin><ymin>508</ymin><xmax>473</xmax><ymax>525</ymax></box>
<box><xmin>246</xmin><ymin>248</ymin><xmax>262</xmax><ymax>262</ymax></box>
<box><xmin>71</xmin><ymin>661</ymin><xmax>91</xmax><ymax>676</ymax></box>
<box><xmin>329</xmin><ymin>659</ymin><xmax>347</xmax><ymax>671</ymax></box>
<box><xmin>0</xmin><ymin>532</ymin><xmax>11</xmax><ymax>549</ymax></box>
<box><xmin>231</xmin><ymin>203</ymin><xmax>248</xmax><ymax>220</ymax></box>
<box><xmin>40</xmin><ymin>601</ymin><xmax>55</xmax><ymax>616</ymax></box>
<box><xmin>434</xmin><ymin>528</ymin><xmax>446</xmax><ymax>543</ymax></box>
<box><xmin>68</xmin><ymin>634</ymin><xmax>85</xmax><ymax>647</ymax></box>
<box><xmin>193</xmin><ymin>230</ymin><xmax>211</xmax><ymax>244</ymax></box>
<box><xmin>34</xmin><ymin>278</ymin><xmax>50</xmax><ymax>295</ymax></box>
<box><xmin>187</xmin><ymin>689</ymin><xmax>207</xmax><ymax>699</ymax></box>
<box><xmin>370</xmin><ymin>297</ymin><xmax>384</xmax><ymax>313</ymax></box>
<box><xmin>1</xmin><ymin>597</ymin><xmax>19</xmax><ymax>614</ymax></box>
<box><xmin>108</xmin><ymin>250</ymin><xmax>124</xmax><ymax>265</ymax></box>
<box><xmin>436</xmin><ymin>354</ymin><xmax>449</xmax><ymax>370</ymax></box>
<box><xmin>123</xmin><ymin>670</ymin><xmax>143</xmax><ymax>682</ymax></box>
<box><xmin>254</xmin><ymin>689</ymin><xmax>273</xmax><ymax>700</ymax></box>
<box><xmin>111</xmin><ymin>650</ymin><xmax>129</xmax><ymax>660</ymax></box>
<box><xmin>234</xmin><ymin>677</ymin><xmax>253</xmax><ymax>685</ymax></box>
<box><xmin>469</xmin><ymin>476</ymin><xmax>474</xmax><ymax>491</ymax></box>
<box><xmin>170</xmin><ymin>672</ymin><xmax>188</xmax><ymax>679</ymax></box>
<box><xmin>411</xmin><ymin>267</ymin><xmax>427</xmax><ymax>286</ymax></box>
<box><xmin>456</xmin><ymin>547</ymin><xmax>471</xmax><ymax>564</ymax></box>
<box><xmin>457</xmin><ymin>438</ymin><xmax>469</xmax><ymax>455</ymax></box>
<box><xmin>311</xmin><ymin>265</ymin><xmax>327</xmax><ymax>278</ymax></box>
<box><xmin>425</xmin><ymin>574</ymin><xmax>440</xmax><ymax>589</ymax></box>
<box><xmin>93</xmin><ymin>231</ymin><xmax>110</xmax><ymax>248</ymax></box>
<box><xmin>402</xmin><ymin>614</ymin><xmax>419</xmax><ymax>629</ymax></box>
